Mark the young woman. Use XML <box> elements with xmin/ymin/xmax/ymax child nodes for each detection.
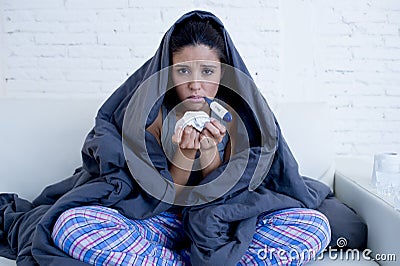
<box><xmin>50</xmin><ymin>13</ymin><xmax>331</xmax><ymax>265</ymax></box>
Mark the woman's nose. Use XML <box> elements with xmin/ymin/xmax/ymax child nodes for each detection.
<box><xmin>188</xmin><ymin>81</ymin><xmax>201</xmax><ymax>91</ymax></box>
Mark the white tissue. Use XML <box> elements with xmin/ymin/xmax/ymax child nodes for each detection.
<box><xmin>175</xmin><ymin>111</ymin><xmax>210</xmax><ymax>132</ymax></box>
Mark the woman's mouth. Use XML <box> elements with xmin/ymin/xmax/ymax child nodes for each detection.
<box><xmin>187</xmin><ymin>95</ymin><xmax>204</xmax><ymax>103</ymax></box>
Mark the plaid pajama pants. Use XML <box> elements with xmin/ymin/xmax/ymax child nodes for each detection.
<box><xmin>52</xmin><ymin>206</ymin><xmax>330</xmax><ymax>266</ymax></box>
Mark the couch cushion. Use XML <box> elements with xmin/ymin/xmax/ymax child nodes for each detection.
<box><xmin>0</xmin><ymin>97</ymin><xmax>105</xmax><ymax>201</ymax></box>
<box><xmin>273</xmin><ymin>102</ymin><xmax>334</xmax><ymax>191</ymax></box>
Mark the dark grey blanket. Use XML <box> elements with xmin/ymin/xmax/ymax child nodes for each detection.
<box><xmin>0</xmin><ymin>10</ymin><xmax>366</xmax><ymax>266</ymax></box>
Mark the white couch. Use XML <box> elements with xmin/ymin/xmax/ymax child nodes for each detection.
<box><xmin>0</xmin><ymin>97</ymin><xmax>397</xmax><ymax>265</ymax></box>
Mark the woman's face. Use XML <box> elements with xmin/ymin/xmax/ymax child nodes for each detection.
<box><xmin>172</xmin><ymin>44</ymin><xmax>222</xmax><ymax>111</ymax></box>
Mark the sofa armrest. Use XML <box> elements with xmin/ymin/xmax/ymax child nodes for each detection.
<box><xmin>334</xmin><ymin>157</ymin><xmax>400</xmax><ymax>265</ymax></box>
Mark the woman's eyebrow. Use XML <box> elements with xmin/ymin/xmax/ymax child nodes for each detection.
<box><xmin>173</xmin><ymin>63</ymin><xmax>218</xmax><ymax>68</ymax></box>
<box><xmin>173</xmin><ymin>64</ymin><xmax>190</xmax><ymax>68</ymax></box>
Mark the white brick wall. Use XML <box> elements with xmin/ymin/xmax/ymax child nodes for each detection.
<box><xmin>1</xmin><ymin>0</ymin><xmax>399</xmax><ymax>160</ymax></box>
<box><xmin>310</xmin><ymin>0</ymin><xmax>400</xmax><ymax>160</ymax></box>
<box><xmin>1</xmin><ymin>1</ymin><xmax>281</xmax><ymax>97</ymax></box>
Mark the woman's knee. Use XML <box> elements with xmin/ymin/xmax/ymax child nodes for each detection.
<box><xmin>54</xmin><ymin>206</ymin><xmax>101</xmax><ymax>226</ymax></box>
<box><xmin>52</xmin><ymin>206</ymin><xmax>121</xmax><ymax>241</ymax></box>
<box><xmin>306</xmin><ymin>209</ymin><xmax>331</xmax><ymax>240</ymax></box>
<box><xmin>272</xmin><ymin>208</ymin><xmax>332</xmax><ymax>251</ymax></box>
<box><xmin>296</xmin><ymin>209</ymin><xmax>332</xmax><ymax>251</ymax></box>
<box><xmin>52</xmin><ymin>206</ymin><xmax>91</xmax><ymax>241</ymax></box>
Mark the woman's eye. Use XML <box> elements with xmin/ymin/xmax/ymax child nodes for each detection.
<box><xmin>177</xmin><ymin>68</ymin><xmax>190</xmax><ymax>74</ymax></box>
<box><xmin>202</xmin><ymin>69</ymin><xmax>214</xmax><ymax>75</ymax></box>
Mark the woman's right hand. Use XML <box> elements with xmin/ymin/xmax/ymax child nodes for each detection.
<box><xmin>172</xmin><ymin>126</ymin><xmax>201</xmax><ymax>151</ymax></box>
<box><xmin>170</xmin><ymin>125</ymin><xmax>199</xmax><ymax>186</ymax></box>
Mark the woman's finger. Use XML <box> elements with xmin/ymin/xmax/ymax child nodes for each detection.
<box><xmin>179</xmin><ymin>126</ymin><xmax>192</xmax><ymax>148</ymax></box>
<box><xmin>211</xmin><ymin>118</ymin><xmax>227</xmax><ymax>134</ymax></box>
<box><xmin>172</xmin><ymin>126</ymin><xmax>183</xmax><ymax>144</ymax></box>
<box><xmin>205</xmin><ymin>119</ymin><xmax>226</xmax><ymax>137</ymax></box>
<box><xmin>180</xmin><ymin>126</ymin><xmax>200</xmax><ymax>149</ymax></box>
<box><xmin>204</xmin><ymin>122</ymin><xmax>220</xmax><ymax>137</ymax></box>
<box><xmin>193</xmin><ymin>131</ymin><xmax>200</xmax><ymax>149</ymax></box>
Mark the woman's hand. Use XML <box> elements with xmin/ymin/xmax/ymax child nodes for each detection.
<box><xmin>172</xmin><ymin>118</ymin><xmax>226</xmax><ymax>151</ymax></box>
<box><xmin>170</xmin><ymin>118</ymin><xmax>227</xmax><ymax>183</ymax></box>
<box><xmin>199</xmin><ymin>118</ymin><xmax>226</xmax><ymax>150</ymax></box>
<box><xmin>172</xmin><ymin>125</ymin><xmax>200</xmax><ymax>150</ymax></box>
<box><xmin>198</xmin><ymin>118</ymin><xmax>226</xmax><ymax>176</ymax></box>
<box><xmin>170</xmin><ymin>126</ymin><xmax>199</xmax><ymax>185</ymax></box>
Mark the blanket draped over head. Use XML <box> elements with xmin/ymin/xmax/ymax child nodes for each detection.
<box><xmin>0</xmin><ymin>10</ymin><xmax>366</xmax><ymax>266</ymax></box>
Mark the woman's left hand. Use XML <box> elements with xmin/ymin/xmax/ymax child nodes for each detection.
<box><xmin>199</xmin><ymin>118</ymin><xmax>226</xmax><ymax>150</ymax></box>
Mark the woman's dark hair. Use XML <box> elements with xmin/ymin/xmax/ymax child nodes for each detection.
<box><xmin>170</xmin><ymin>19</ymin><xmax>227</xmax><ymax>64</ymax></box>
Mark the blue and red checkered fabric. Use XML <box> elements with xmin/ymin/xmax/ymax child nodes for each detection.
<box><xmin>52</xmin><ymin>206</ymin><xmax>330</xmax><ymax>265</ymax></box>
